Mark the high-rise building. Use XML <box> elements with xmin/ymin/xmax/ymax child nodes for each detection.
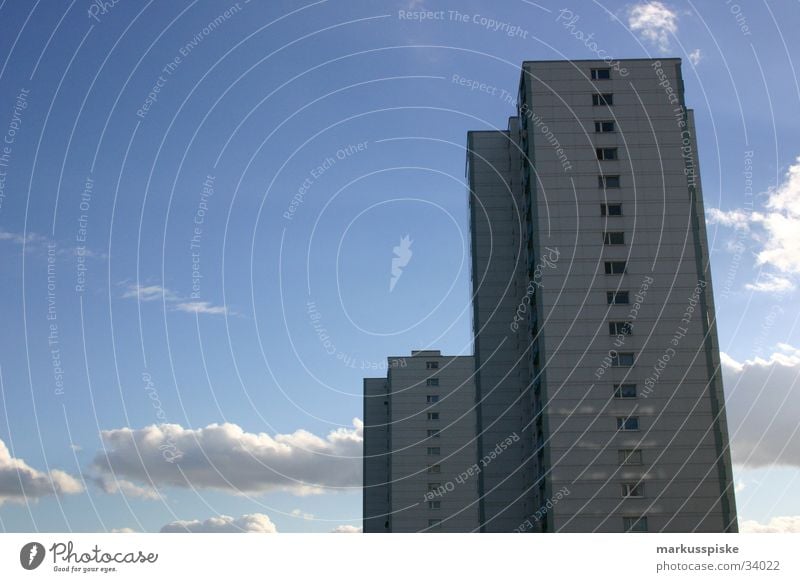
<box><xmin>363</xmin><ymin>351</ymin><xmax>480</xmax><ymax>532</ymax></box>
<box><xmin>364</xmin><ymin>58</ymin><xmax>737</xmax><ymax>533</ymax></box>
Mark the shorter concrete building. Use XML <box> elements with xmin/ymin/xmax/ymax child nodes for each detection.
<box><xmin>363</xmin><ymin>350</ymin><xmax>480</xmax><ymax>532</ymax></box>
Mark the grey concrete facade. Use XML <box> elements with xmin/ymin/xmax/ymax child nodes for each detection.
<box><xmin>468</xmin><ymin>59</ymin><xmax>737</xmax><ymax>532</ymax></box>
<box><xmin>363</xmin><ymin>351</ymin><xmax>480</xmax><ymax>532</ymax></box>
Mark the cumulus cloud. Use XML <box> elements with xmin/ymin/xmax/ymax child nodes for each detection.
<box><xmin>723</xmin><ymin>345</ymin><xmax>800</xmax><ymax>468</ymax></box>
<box><xmin>121</xmin><ymin>284</ymin><xmax>228</xmax><ymax>315</ymax></box>
<box><xmin>93</xmin><ymin>476</ymin><xmax>160</xmax><ymax>500</ymax></box>
<box><xmin>90</xmin><ymin>420</ymin><xmax>363</xmax><ymax>496</ymax></box>
<box><xmin>745</xmin><ymin>273</ymin><xmax>795</xmax><ymax>293</ymax></box>
<box><xmin>160</xmin><ymin>513</ymin><xmax>278</xmax><ymax>533</ymax></box>
<box><xmin>627</xmin><ymin>1</ymin><xmax>679</xmax><ymax>52</ymax></box>
<box><xmin>0</xmin><ymin>439</ymin><xmax>84</xmax><ymax>504</ymax></box>
<box><xmin>740</xmin><ymin>516</ymin><xmax>800</xmax><ymax>533</ymax></box>
<box><xmin>331</xmin><ymin>525</ymin><xmax>362</xmax><ymax>533</ymax></box>
<box><xmin>708</xmin><ymin>157</ymin><xmax>800</xmax><ymax>290</ymax></box>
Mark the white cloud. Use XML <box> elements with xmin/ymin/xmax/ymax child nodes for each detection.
<box><xmin>90</xmin><ymin>419</ymin><xmax>363</xmax><ymax>496</ymax></box>
<box><xmin>93</xmin><ymin>476</ymin><xmax>160</xmax><ymax>500</ymax></box>
<box><xmin>110</xmin><ymin>527</ymin><xmax>138</xmax><ymax>533</ymax></box>
<box><xmin>723</xmin><ymin>345</ymin><xmax>800</xmax><ymax>468</ymax></box>
<box><xmin>740</xmin><ymin>516</ymin><xmax>800</xmax><ymax>533</ymax></box>
<box><xmin>331</xmin><ymin>525</ymin><xmax>362</xmax><ymax>533</ymax></box>
<box><xmin>708</xmin><ymin>157</ymin><xmax>800</xmax><ymax>291</ymax></box>
<box><xmin>0</xmin><ymin>439</ymin><xmax>84</xmax><ymax>504</ymax></box>
<box><xmin>291</xmin><ymin>508</ymin><xmax>314</xmax><ymax>521</ymax></box>
<box><xmin>627</xmin><ymin>1</ymin><xmax>679</xmax><ymax>52</ymax></box>
<box><xmin>745</xmin><ymin>273</ymin><xmax>795</xmax><ymax>293</ymax></box>
<box><xmin>688</xmin><ymin>48</ymin><xmax>702</xmax><ymax>65</ymax></box>
<box><xmin>121</xmin><ymin>284</ymin><xmax>228</xmax><ymax>316</ymax></box>
<box><xmin>160</xmin><ymin>513</ymin><xmax>278</xmax><ymax>533</ymax></box>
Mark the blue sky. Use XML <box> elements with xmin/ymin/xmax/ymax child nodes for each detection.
<box><xmin>0</xmin><ymin>0</ymin><xmax>798</xmax><ymax>533</ymax></box>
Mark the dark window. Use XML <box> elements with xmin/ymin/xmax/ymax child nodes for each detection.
<box><xmin>622</xmin><ymin>483</ymin><xmax>645</xmax><ymax>498</ymax></box>
<box><xmin>428</xmin><ymin>519</ymin><xmax>442</xmax><ymax>528</ymax></box>
<box><xmin>614</xmin><ymin>383</ymin><xmax>637</xmax><ymax>398</ymax></box>
<box><xmin>596</xmin><ymin>147</ymin><xmax>619</xmax><ymax>160</ymax></box>
<box><xmin>595</xmin><ymin>120</ymin><xmax>615</xmax><ymax>133</ymax></box>
<box><xmin>624</xmin><ymin>516</ymin><xmax>648</xmax><ymax>532</ymax></box>
<box><xmin>599</xmin><ymin>175</ymin><xmax>621</xmax><ymax>188</ymax></box>
<box><xmin>609</xmin><ymin>321</ymin><xmax>633</xmax><ymax>336</ymax></box>
<box><xmin>618</xmin><ymin>449</ymin><xmax>643</xmax><ymax>465</ymax></box>
<box><xmin>605</xmin><ymin>261</ymin><xmax>627</xmax><ymax>275</ymax></box>
<box><xmin>428</xmin><ymin>501</ymin><xmax>441</xmax><ymax>509</ymax></box>
<box><xmin>426</xmin><ymin>361</ymin><xmax>439</xmax><ymax>369</ymax></box>
<box><xmin>427</xmin><ymin>464</ymin><xmax>441</xmax><ymax>474</ymax></box>
<box><xmin>592</xmin><ymin>93</ymin><xmax>613</xmax><ymax>106</ymax></box>
<box><xmin>427</xmin><ymin>412</ymin><xmax>439</xmax><ymax>420</ymax></box>
<box><xmin>426</xmin><ymin>378</ymin><xmax>439</xmax><ymax>387</ymax></box>
<box><xmin>603</xmin><ymin>231</ymin><xmax>625</xmax><ymax>245</ymax></box>
<box><xmin>617</xmin><ymin>416</ymin><xmax>640</xmax><ymax>431</ymax></box>
<box><xmin>601</xmin><ymin>203</ymin><xmax>623</xmax><ymax>216</ymax></box>
<box><xmin>611</xmin><ymin>352</ymin><xmax>635</xmax><ymax>366</ymax></box>
<box><xmin>426</xmin><ymin>447</ymin><xmax>441</xmax><ymax>455</ymax></box>
<box><xmin>591</xmin><ymin>68</ymin><xmax>611</xmax><ymax>80</ymax></box>
<box><xmin>427</xmin><ymin>429</ymin><xmax>440</xmax><ymax>438</ymax></box>
<box><xmin>426</xmin><ymin>395</ymin><xmax>439</xmax><ymax>403</ymax></box>
<box><xmin>607</xmin><ymin>291</ymin><xmax>630</xmax><ymax>304</ymax></box>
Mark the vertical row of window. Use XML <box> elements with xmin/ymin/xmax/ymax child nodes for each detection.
<box><xmin>425</xmin><ymin>361</ymin><xmax>442</xmax><ymax>530</ymax></box>
<box><xmin>592</xmin><ymin>67</ymin><xmax>648</xmax><ymax>532</ymax></box>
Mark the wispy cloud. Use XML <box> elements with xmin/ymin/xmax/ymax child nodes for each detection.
<box><xmin>688</xmin><ymin>48</ymin><xmax>702</xmax><ymax>65</ymax></box>
<box><xmin>627</xmin><ymin>1</ymin><xmax>679</xmax><ymax>52</ymax></box>
<box><xmin>740</xmin><ymin>516</ymin><xmax>800</xmax><ymax>533</ymax></box>
<box><xmin>1</xmin><ymin>438</ymin><xmax>84</xmax><ymax>505</ymax></box>
<box><xmin>160</xmin><ymin>513</ymin><xmax>278</xmax><ymax>533</ymax></box>
<box><xmin>121</xmin><ymin>283</ymin><xmax>229</xmax><ymax>315</ymax></box>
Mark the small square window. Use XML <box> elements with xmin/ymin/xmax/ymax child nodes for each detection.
<box><xmin>596</xmin><ymin>147</ymin><xmax>618</xmax><ymax>161</ymax></box>
<box><xmin>609</xmin><ymin>321</ymin><xmax>633</xmax><ymax>336</ymax></box>
<box><xmin>617</xmin><ymin>416</ymin><xmax>640</xmax><ymax>431</ymax></box>
<box><xmin>598</xmin><ymin>175</ymin><xmax>621</xmax><ymax>188</ymax></box>
<box><xmin>592</xmin><ymin>93</ymin><xmax>613</xmax><ymax>106</ymax></box>
<box><xmin>611</xmin><ymin>352</ymin><xmax>635</xmax><ymax>366</ymax></box>
<box><xmin>604</xmin><ymin>261</ymin><xmax>627</xmax><ymax>275</ymax></box>
<box><xmin>618</xmin><ymin>449</ymin><xmax>643</xmax><ymax>465</ymax></box>
<box><xmin>428</xmin><ymin>519</ymin><xmax>442</xmax><ymax>529</ymax></box>
<box><xmin>426</xmin><ymin>361</ymin><xmax>439</xmax><ymax>369</ymax></box>
<box><xmin>427</xmin><ymin>464</ymin><xmax>441</xmax><ymax>474</ymax></box>
<box><xmin>427</xmin><ymin>482</ymin><xmax>441</xmax><ymax>491</ymax></box>
<box><xmin>427</xmin><ymin>412</ymin><xmax>439</xmax><ymax>421</ymax></box>
<box><xmin>603</xmin><ymin>232</ymin><xmax>625</xmax><ymax>245</ymax></box>
<box><xmin>426</xmin><ymin>378</ymin><xmax>439</xmax><ymax>387</ymax></box>
<box><xmin>614</xmin><ymin>383</ymin><xmax>637</xmax><ymax>398</ymax></box>
<box><xmin>427</xmin><ymin>447</ymin><xmax>441</xmax><ymax>455</ymax></box>
<box><xmin>591</xmin><ymin>68</ymin><xmax>611</xmax><ymax>80</ymax></box>
<box><xmin>427</xmin><ymin>395</ymin><xmax>439</xmax><ymax>403</ymax></box>
<box><xmin>427</xmin><ymin>429</ymin><xmax>441</xmax><ymax>438</ymax></box>
<box><xmin>624</xmin><ymin>516</ymin><xmax>648</xmax><ymax>532</ymax></box>
<box><xmin>607</xmin><ymin>291</ymin><xmax>630</xmax><ymax>304</ymax></box>
<box><xmin>622</xmin><ymin>483</ymin><xmax>645</xmax><ymax>498</ymax></box>
<box><xmin>601</xmin><ymin>203</ymin><xmax>623</xmax><ymax>216</ymax></box>
<box><xmin>428</xmin><ymin>500</ymin><xmax>441</xmax><ymax>509</ymax></box>
<box><xmin>595</xmin><ymin>120</ymin><xmax>615</xmax><ymax>133</ymax></box>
